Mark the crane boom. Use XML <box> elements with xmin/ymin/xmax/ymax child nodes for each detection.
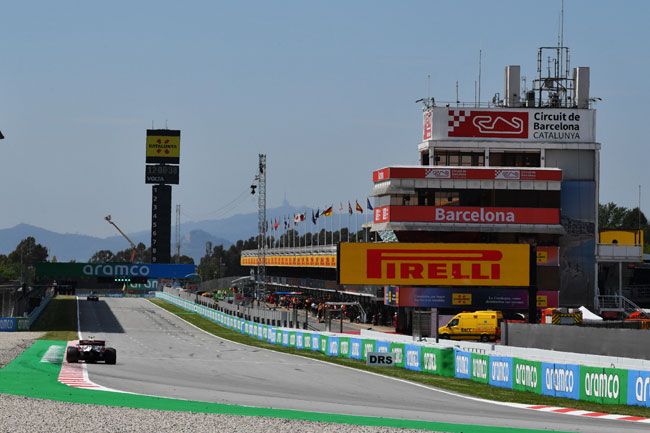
<box><xmin>105</xmin><ymin>215</ymin><xmax>137</xmax><ymax>262</ymax></box>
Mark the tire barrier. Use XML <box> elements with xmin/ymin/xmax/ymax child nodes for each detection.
<box><xmin>155</xmin><ymin>292</ymin><xmax>650</xmax><ymax>408</ymax></box>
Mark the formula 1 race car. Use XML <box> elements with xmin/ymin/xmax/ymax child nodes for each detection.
<box><xmin>66</xmin><ymin>338</ymin><xmax>116</xmax><ymax>364</ymax></box>
<box><xmin>86</xmin><ymin>293</ymin><xmax>99</xmax><ymax>301</ymax></box>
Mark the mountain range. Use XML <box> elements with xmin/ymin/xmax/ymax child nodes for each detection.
<box><xmin>0</xmin><ymin>201</ymin><xmax>310</xmax><ymax>264</ymax></box>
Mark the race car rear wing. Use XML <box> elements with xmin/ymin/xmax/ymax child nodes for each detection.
<box><xmin>78</xmin><ymin>340</ymin><xmax>105</xmax><ymax>346</ymax></box>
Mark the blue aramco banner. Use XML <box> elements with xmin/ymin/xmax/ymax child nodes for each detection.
<box><xmin>36</xmin><ymin>262</ymin><xmax>196</xmax><ymax>279</ymax></box>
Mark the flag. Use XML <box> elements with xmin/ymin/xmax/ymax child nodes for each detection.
<box><xmin>274</xmin><ymin>219</ymin><xmax>279</xmax><ymax>230</ymax></box>
<box><xmin>322</xmin><ymin>206</ymin><xmax>333</xmax><ymax>216</ymax></box>
<box><xmin>367</xmin><ymin>198</ymin><xmax>374</xmax><ymax>211</ymax></box>
<box><xmin>356</xmin><ymin>200</ymin><xmax>363</xmax><ymax>213</ymax></box>
<box><xmin>348</xmin><ymin>201</ymin><xmax>353</xmax><ymax>215</ymax></box>
<box><xmin>312</xmin><ymin>209</ymin><xmax>320</xmax><ymax>224</ymax></box>
<box><xmin>294</xmin><ymin>214</ymin><xmax>301</xmax><ymax>224</ymax></box>
<box><xmin>339</xmin><ymin>202</ymin><xmax>343</xmax><ymax>212</ymax></box>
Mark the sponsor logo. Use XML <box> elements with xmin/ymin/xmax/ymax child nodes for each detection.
<box><xmin>425</xmin><ymin>168</ymin><xmax>451</xmax><ymax>179</ymax></box>
<box><xmin>304</xmin><ymin>336</ymin><xmax>311</xmax><ymax>348</ymax></box>
<box><xmin>312</xmin><ymin>335</ymin><xmax>319</xmax><ymax>348</ymax></box>
<box><xmin>340</xmin><ymin>341</ymin><xmax>348</xmax><ymax>354</ymax></box>
<box><xmin>364</xmin><ymin>343</ymin><xmax>374</xmax><ymax>357</ymax></box>
<box><xmin>636</xmin><ymin>376</ymin><xmax>650</xmax><ymax>403</ymax></box>
<box><xmin>448</xmin><ymin>110</ymin><xmax>528</xmax><ymax>139</ymax></box>
<box><xmin>289</xmin><ymin>334</ymin><xmax>295</xmax><ymax>345</ymax></box>
<box><xmin>456</xmin><ymin>354</ymin><xmax>470</xmax><ymax>376</ymax></box>
<box><xmin>351</xmin><ymin>342</ymin><xmax>361</xmax><ymax>358</ymax></box>
<box><xmin>406</xmin><ymin>350</ymin><xmax>420</xmax><ymax>368</ymax></box>
<box><xmin>367</xmin><ymin>248</ymin><xmax>502</xmax><ymax>281</ymax></box>
<box><xmin>545</xmin><ymin>368</ymin><xmax>574</xmax><ymax>393</ymax></box>
<box><xmin>423</xmin><ymin>352</ymin><xmax>437</xmax><ymax>371</ymax></box>
<box><xmin>393</xmin><ymin>348</ymin><xmax>403</xmax><ymax>364</ymax></box>
<box><xmin>473</xmin><ymin>358</ymin><xmax>488</xmax><ymax>379</ymax></box>
<box><xmin>491</xmin><ymin>361</ymin><xmax>510</xmax><ymax>383</ymax></box>
<box><xmin>0</xmin><ymin>318</ymin><xmax>14</xmax><ymax>331</ymax></box>
<box><xmin>584</xmin><ymin>372</ymin><xmax>620</xmax><ymax>399</ymax></box>
<box><xmin>423</xmin><ymin>110</ymin><xmax>433</xmax><ymax>140</ymax></box>
<box><xmin>494</xmin><ymin>169</ymin><xmax>520</xmax><ymax>180</ymax></box>
<box><xmin>82</xmin><ymin>264</ymin><xmax>151</xmax><ymax>277</ymax></box>
<box><xmin>515</xmin><ymin>364</ymin><xmax>537</xmax><ymax>388</ymax></box>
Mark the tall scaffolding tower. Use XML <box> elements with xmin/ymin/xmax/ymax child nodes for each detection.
<box><xmin>255</xmin><ymin>154</ymin><xmax>267</xmax><ymax>301</ymax></box>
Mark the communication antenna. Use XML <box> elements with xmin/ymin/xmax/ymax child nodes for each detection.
<box><xmin>478</xmin><ymin>48</ymin><xmax>482</xmax><ymax>107</ymax></box>
<box><xmin>427</xmin><ymin>74</ymin><xmax>431</xmax><ymax>101</ymax></box>
<box><xmin>456</xmin><ymin>81</ymin><xmax>459</xmax><ymax>106</ymax></box>
<box><xmin>175</xmin><ymin>204</ymin><xmax>181</xmax><ymax>263</ymax></box>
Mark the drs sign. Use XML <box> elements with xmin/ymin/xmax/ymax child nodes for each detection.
<box><xmin>366</xmin><ymin>352</ymin><xmax>395</xmax><ymax>367</ymax></box>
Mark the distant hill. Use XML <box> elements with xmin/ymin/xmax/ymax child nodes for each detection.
<box><xmin>0</xmin><ymin>201</ymin><xmax>309</xmax><ymax>263</ymax></box>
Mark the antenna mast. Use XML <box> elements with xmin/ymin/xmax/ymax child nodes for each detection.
<box><xmin>256</xmin><ymin>154</ymin><xmax>267</xmax><ymax>302</ymax></box>
<box><xmin>175</xmin><ymin>204</ymin><xmax>181</xmax><ymax>263</ymax></box>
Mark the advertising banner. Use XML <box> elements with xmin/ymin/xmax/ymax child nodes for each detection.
<box><xmin>319</xmin><ymin>335</ymin><xmax>328</xmax><ymax>354</ymax></box>
<box><xmin>289</xmin><ymin>331</ymin><xmax>296</xmax><ymax>347</ymax></box>
<box><xmin>374</xmin><ymin>206</ymin><xmax>559</xmax><ymax>225</ymax></box>
<box><xmin>454</xmin><ymin>349</ymin><xmax>471</xmax><ymax>380</ymax></box>
<box><xmin>0</xmin><ymin>318</ymin><xmax>16</xmax><ymax>332</ymax></box>
<box><xmin>275</xmin><ymin>329</ymin><xmax>283</xmax><ymax>345</ymax></box>
<box><xmin>350</xmin><ymin>338</ymin><xmax>363</xmax><ymax>360</ymax></box>
<box><xmin>513</xmin><ymin>358</ymin><xmax>542</xmax><ymax>394</ymax></box>
<box><xmin>268</xmin><ymin>327</ymin><xmax>276</xmax><ymax>343</ymax></box>
<box><xmin>303</xmin><ymin>333</ymin><xmax>311</xmax><ymax>350</ymax></box>
<box><xmin>241</xmin><ymin>254</ymin><xmax>337</xmax><ymax>268</ymax></box>
<box><xmin>389</xmin><ymin>343</ymin><xmax>405</xmax><ymax>368</ymax></box>
<box><xmin>146</xmin><ymin>129</ymin><xmax>180</xmax><ymax>164</ymax></box>
<box><xmin>362</xmin><ymin>339</ymin><xmax>376</xmax><ymax>361</ymax></box>
<box><xmin>471</xmin><ymin>353</ymin><xmax>490</xmax><ymax>384</ymax></box>
<box><xmin>384</xmin><ymin>287</ymin><xmax>557</xmax><ymax>309</ymax></box>
<box><xmin>375</xmin><ymin>341</ymin><xmax>390</xmax><ymax>353</ymax></box>
<box><xmin>489</xmin><ymin>356</ymin><xmax>513</xmax><ymax>389</ymax></box>
<box><xmin>327</xmin><ymin>336</ymin><xmax>340</xmax><ymax>357</ymax></box>
<box><xmin>373</xmin><ymin>167</ymin><xmax>562</xmax><ymax>182</ymax></box>
<box><xmin>36</xmin><ymin>262</ymin><xmax>196</xmax><ymax>279</ymax></box>
<box><xmin>536</xmin><ymin>247</ymin><xmax>560</xmax><ymax>267</ymax></box>
<box><xmin>339</xmin><ymin>337</ymin><xmax>350</xmax><ymax>357</ymax></box>
<box><xmin>311</xmin><ymin>334</ymin><xmax>320</xmax><ymax>351</ymax></box>
<box><xmin>295</xmin><ymin>331</ymin><xmax>303</xmax><ymax>349</ymax></box>
<box><xmin>339</xmin><ymin>242</ymin><xmax>530</xmax><ymax>287</ymax></box>
<box><xmin>428</xmin><ymin>107</ymin><xmax>595</xmax><ymax>143</ymax></box>
<box><xmin>261</xmin><ymin>325</ymin><xmax>268</xmax><ymax>341</ymax></box>
<box><xmin>580</xmin><ymin>366</ymin><xmax>628</xmax><ymax>405</ymax></box>
<box><xmin>541</xmin><ymin>363</ymin><xmax>580</xmax><ymax>400</ymax></box>
<box><xmin>627</xmin><ymin>370</ymin><xmax>650</xmax><ymax>407</ymax></box>
<box><xmin>404</xmin><ymin>344</ymin><xmax>422</xmax><ymax>372</ymax></box>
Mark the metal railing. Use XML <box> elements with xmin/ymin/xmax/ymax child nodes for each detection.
<box><xmin>241</xmin><ymin>244</ymin><xmax>337</xmax><ymax>257</ymax></box>
<box><xmin>597</xmin><ymin>294</ymin><xmax>650</xmax><ymax>319</ymax></box>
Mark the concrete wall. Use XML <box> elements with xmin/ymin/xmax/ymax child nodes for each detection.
<box><xmin>503</xmin><ymin>322</ymin><xmax>650</xmax><ymax>359</ymax></box>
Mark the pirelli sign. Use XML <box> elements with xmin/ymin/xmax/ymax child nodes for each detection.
<box><xmin>338</xmin><ymin>243</ymin><xmax>530</xmax><ymax>287</ymax></box>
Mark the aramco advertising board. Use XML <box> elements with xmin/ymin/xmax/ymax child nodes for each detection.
<box><xmin>338</xmin><ymin>243</ymin><xmax>530</xmax><ymax>286</ymax></box>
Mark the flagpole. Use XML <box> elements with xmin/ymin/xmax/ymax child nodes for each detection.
<box><xmin>355</xmin><ymin>206</ymin><xmax>358</xmax><ymax>242</ymax></box>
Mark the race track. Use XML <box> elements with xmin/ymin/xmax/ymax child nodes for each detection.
<box><xmin>78</xmin><ymin>297</ymin><xmax>647</xmax><ymax>433</ymax></box>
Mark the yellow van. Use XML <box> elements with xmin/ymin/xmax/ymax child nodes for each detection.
<box><xmin>438</xmin><ymin>311</ymin><xmax>503</xmax><ymax>342</ymax></box>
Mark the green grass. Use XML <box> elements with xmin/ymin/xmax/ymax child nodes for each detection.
<box><xmin>150</xmin><ymin>298</ymin><xmax>650</xmax><ymax>419</ymax></box>
<box><xmin>30</xmin><ymin>295</ymin><xmax>78</xmax><ymax>341</ymax></box>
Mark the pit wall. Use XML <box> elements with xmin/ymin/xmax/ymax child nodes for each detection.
<box><xmin>156</xmin><ymin>292</ymin><xmax>650</xmax><ymax>408</ymax></box>
<box><xmin>0</xmin><ymin>291</ymin><xmax>53</xmax><ymax>332</ymax></box>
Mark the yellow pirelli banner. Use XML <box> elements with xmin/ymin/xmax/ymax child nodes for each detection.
<box><xmin>241</xmin><ymin>254</ymin><xmax>337</xmax><ymax>268</ymax></box>
<box><xmin>339</xmin><ymin>243</ymin><xmax>530</xmax><ymax>286</ymax></box>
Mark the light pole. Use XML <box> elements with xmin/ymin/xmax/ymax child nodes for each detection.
<box><xmin>185</xmin><ymin>273</ymin><xmax>202</xmax><ymax>302</ymax></box>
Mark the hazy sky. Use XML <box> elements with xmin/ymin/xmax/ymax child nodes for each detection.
<box><xmin>1</xmin><ymin>1</ymin><xmax>648</xmax><ymax>238</ymax></box>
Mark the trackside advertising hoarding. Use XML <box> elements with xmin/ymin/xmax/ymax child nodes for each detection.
<box><xmin>384</xmin><ymin>287</ymin><xmax>559</xmax><ymax>309</ymax></box>
<box><xmin>156</xmin><ymin>292</ymin><xmax>649</xmax><ymax>408</ymax></box>
<box><xmin>339</xmin><ymin>243</ymin><xmax>530</xmax><ymax>286</ymax></box>
<box><xmin>373</xmin><ymin>206</ymin><xmax>559</xmax><ymax>225</ymax></box>
<box><xmin>36</xmin><ymin>262</ymin><xmax>196</xmax><ymax>279</ymax></box>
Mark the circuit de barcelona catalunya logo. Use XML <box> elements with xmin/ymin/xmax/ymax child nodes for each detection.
<box><xmin>448</xmin><ymin>110</ymin><xmax>528</xmax><ymax>139</ymax></box>
<box><xmin>338</xmin><ymin>243</ymin><xmax>530</xmax><ymax>286</ymax></box>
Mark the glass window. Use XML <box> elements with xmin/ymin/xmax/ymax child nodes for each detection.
<box><xmin>435</xmin><ymin>191</ymin><xmax>459</xmax><ymax>206</ymax></box>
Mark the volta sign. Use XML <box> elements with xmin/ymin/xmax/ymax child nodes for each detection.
<box><xmin>36</xmin><ymin>263</ymin><xmax>195</xmax><ymax>279</ymax></box>
<box><xmin>338</xmin><ymin>243</ymin><xmax>530</xmax><ymax>286</ymax></box>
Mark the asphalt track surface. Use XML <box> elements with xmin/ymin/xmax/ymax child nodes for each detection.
<box><xmin>79</xmin><ymin>297</ymin><xmax>647</xmax><ymax>433</ymax></box>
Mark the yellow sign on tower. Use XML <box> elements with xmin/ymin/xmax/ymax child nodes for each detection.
<box><xmin>146</xmin><ymin>129</ymin><xmax>180</xmax><ymax>164</ymax></box>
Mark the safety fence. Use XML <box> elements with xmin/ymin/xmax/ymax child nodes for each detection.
<box><xmin>155</xmin><ymin>292</ymin><xmax>650</xmax><ymax>408</ymax></box>
<box><xmin>0</xmin><ymin>289</ymin><xmax>54</xmax><ymax>332</ymax></box>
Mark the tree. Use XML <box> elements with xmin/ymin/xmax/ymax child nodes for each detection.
<box><xmin>7</xmin><ymin>237</ymin><xmax>48</xmax><ymax>265</ymax></box>
<box><xmin>90</xmin><ymin>250</ymin><xmax>115</xmax><ymax>263</ymax></box>
<box><xmin>599</xmin><ymin>202</ymin><xmax>649</xmax><ymax>252</ymax></box>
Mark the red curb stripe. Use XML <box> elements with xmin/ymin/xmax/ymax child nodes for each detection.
<box><xmin>551</xmin><ymin>408</ymin><xmax>578</xmax><ymax>413</ymax></box>
<box><xmin>619</xmin><ymin>416</ymin><xmax>648</xmax><ymax>421</ymax></box>
<box><xmin>581</xmin><ymin>412</ymin><xmax>608</xmax><ymax>417</ymax></box>
<box><xmin>527</xmin><ymin>405</ymin><xmax>551</xmax><ymax>410</ymax></box>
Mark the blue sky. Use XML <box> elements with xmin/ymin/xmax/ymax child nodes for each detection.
<box><xmin>1</xmin><ymin>1</ymin><xmax>648</xmax><ymax>237</ymax></box>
